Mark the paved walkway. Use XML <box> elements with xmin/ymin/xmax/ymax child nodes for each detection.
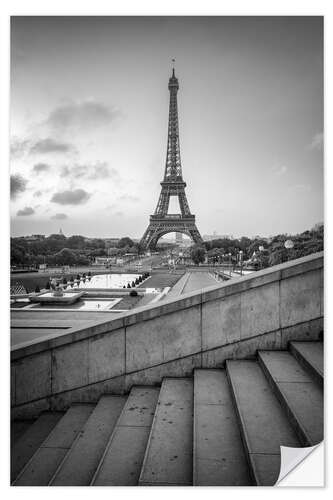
<box><xmin>181</xmin><ymin>272</ymin><xmax>218</xmax><ymax>294</ymax></box>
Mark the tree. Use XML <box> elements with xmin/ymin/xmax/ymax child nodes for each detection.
<box><xmin>67</xmin><ymin>235</ymin><xmax>86</xmax><ymax>249</ymax></box>
<box><xmin>10</xmin><ymin>245</ymin><xmax>25</xmax><ymax>266</ymax></box>
<box><xmin>118</xmin><ymin>237</ymin><xmax>134</xmax><ymax>248</ymax></box>
<box><xmin>269</xmin><ymin>247</ymin><xmax>287</xmax><ymax>266</ymax></box>
<box><xmin>207</xmin><ymin>248</ymin><xmax>225</xmax><ymax>263</ymax></box>
<box><xmin>190</xmin><ymin>245</ymin><xmax>206</xmax><ymax>265</ymax></box>
<box><xmin>53</xmin><ymin>248</ymin><xmax>77</xmax><ymax>266</ymax></box>
<box><xmin>90</xmin><ymin>248</ymin><xmax>107</xmax><ymax>257</ymax></box>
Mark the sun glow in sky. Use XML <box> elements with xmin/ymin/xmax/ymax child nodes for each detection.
<box><xmin>10</xmin><ymin>16</ymin><xmax>323</xmax><ymax>238</ymax></box>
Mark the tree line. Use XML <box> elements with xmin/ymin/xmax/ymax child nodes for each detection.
<box><xmin>11</xmin><ymin>224</ymin><xmax>323</xmax><ymax>269</ymax></box>
<box><xmin>190</xmin><ymin>223</ymin><xmax>324</xmax><ymax>267</ymax></box>
<box><xmin>10</xmin><ymin>234</ymin><xmax>138</xmax><ymax>268</ymax></box>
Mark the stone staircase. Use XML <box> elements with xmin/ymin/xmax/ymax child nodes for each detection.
<box><xmin>11</xmin><ymin>341</ymin><xmax>323</xmax><ymax>487</ymax></box>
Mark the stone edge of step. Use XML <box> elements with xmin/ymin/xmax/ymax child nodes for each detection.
<box><xmin>257</xmin><ymin>351</ymin><xmax>314</xmax><ymax>447</ymax></box>
<box><xmin>11</xmin><ymin>411</ymin><xmax>65</xmax><ymax>483</ymax></box>
<box><xmin>91</xmin><ymin>386</ymin><xmax>159</xmax><ymax>486</ymax></box>
<box><xmin>289</xmin><ymin>342</ymin><xmax>323</xmax><ymax>388</ymax></box>
<box><xmin>48</xmin><ymin>396</ymin><xmax>127</xmax><ymax>486</ymax></box>
<box><xmin>192</xmin><ymin>368</ymin><xmax>224</xmax><ymax>486</ymax></box>
<box><xmin>225</xmin><ymin>360</ymin><xmax>261</xmax><ymax>486</ymax></box>
<box><xmin>12</xmin><ymin>404</ymin><xmax>95</xmax><ymax>486</ymax></box>
<box><xmin>138</xmin><ymin>377</ymin><xmax>192</xmax><ymax>487</ymax></box>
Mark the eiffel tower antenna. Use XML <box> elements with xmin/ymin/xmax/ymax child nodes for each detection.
<box><xmin>171</xmin><ymin>58</ymin><xmax>176</xmax><ymax>76</ymax></box>
<box><xmin>140</xmin><ymin>67</ymin><xmax>203</xmax><ymax>251</ymax></box>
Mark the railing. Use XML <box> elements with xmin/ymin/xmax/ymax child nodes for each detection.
<box><xmin>150</xmin><ymin>214</ymin><xmax>195</xmax><ymax>220</ymax></box>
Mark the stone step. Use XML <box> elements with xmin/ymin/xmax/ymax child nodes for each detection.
<box><xmin>289</xmin><ymin>341</ymin><xmax>323</xmax><ymax>387</ymax></box>
<box><xmin>193</xmin><ymin>369</ymin><xmax>252</xmax><ymax>486</ymax></box>
<box><xmin>258</xmin><ymin>351</ymin><xmax>324</xmax><ymax>446</ymax></box>
<box><xmin>13</xmin><ymin>404</ymin><xmax>94</xmax><ymax>486</ymax></box>
<box><xmin>91</xmin><ymin>386</ymin><xmax>159</xmax><ymax>486</ymax></box>
<box><xmin>11</xmin><ymin>412</ymin><xmax>63</xmax><ymax>482</ymax></box>
<box><xmin>50</xmin><ymin>396</ymin><xmax>126</xmax><ymax>485</ymax></box>
<box><xmin>11</xmin><ymin>419</ymin><xmax>35</xmax><ymax>447</ymax></box>
<box><xmin>226</xmin><ymin>360</ymin><xmax>299</xmax><ymax>486</ymax></box>
<box><xmin>139</xmin><ymin>378</ymin><xmax>193</xmax><ymax>486</ymax></box>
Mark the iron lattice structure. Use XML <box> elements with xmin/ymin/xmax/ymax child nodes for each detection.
<box><xmin>140</xmin><ymin>68</ymin><xmax>203</xmax><ymax>250</ymax></box>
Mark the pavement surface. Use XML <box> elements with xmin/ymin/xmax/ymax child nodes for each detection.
<box><xmin>181</xmin><ymin>272</ymin><xmax>218</xmax><ymax>294</ymax></box>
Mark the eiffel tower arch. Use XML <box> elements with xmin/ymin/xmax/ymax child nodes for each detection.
<box><xmin>140</xmin><ymin>67</ymin><xmax>203</xmax><ymax>251</ymax></box>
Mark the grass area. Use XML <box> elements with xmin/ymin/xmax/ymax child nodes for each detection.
<box><xmin>116</xmin><ymin>295</ymin><xmax>142</xmax><ymax>310</ymax></box>
<box><xmin>138</xmin><ymin>272</ymin><xmax>183</xmax><ymax>289</ymax></box>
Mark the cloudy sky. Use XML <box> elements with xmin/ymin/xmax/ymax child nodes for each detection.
<box><xmin>10</xmin><ymin>16</ymin><xmax>323</xmax><ymax>239</ymax></box>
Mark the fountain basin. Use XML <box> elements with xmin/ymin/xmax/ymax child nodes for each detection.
<box><xmin>29</xmin><ymin>291</ymin><xmax>85</xmax><ymax>305</ymax></box>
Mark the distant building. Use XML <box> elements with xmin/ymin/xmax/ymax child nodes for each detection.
<box><xmin>23</xmin><ymin>234</ymin><xmax>45</xmax><ymax>241</ymax></box>
<box><xmin>104</xmin><ymin>238</ymin><xmax>120</xmax><ymax>248</ymax></box>
<box><xmin>93</xmin><ymin>257</ymin><xmax>115</xmax><ymax>266</ymax></box>
<box><xmin>203</xmin><ymin>232</ymin><xmax>233</xmax><ymax>241</ymax></box>
<box><xmin>175</xmin><ymin>232</ymin><xmax>183</xmax><ymax>244</ymax></box>
<box><xmin>312</xmin><ymin>222</ymin><xmax>324</xmax><ymax>231</ymax></box>
<box><xmin>252</xmin><ymin>236</ymin><xmax>272</xmax><ymax>243</ymax></box>
<box><xmin>59</xmin><ymin>228</ymin><xmax>64</xmax><ymax>236</ymax></box>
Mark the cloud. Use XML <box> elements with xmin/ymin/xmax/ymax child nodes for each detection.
<box><xmin>104</xmin><ymin>204</ymin><xmax>124</xmax><ymax>216</ymax></box>
<box><xmin>11</xmin><ymin>174</ymin><xmax>28</xmax><ymax>199</ymax></box>
<box><xmin>118</xmin><ymin>194</ymin><xmax>139</xmax><ymax>203</ymax></box>
<box><xmin>292</xmin><ymin>184</ymin><xmax>311</xmax><ymax>193</ymax></box>
<box><xmin>33</xmin><ymin>190</ymin><xmax>43</xmax><ymax>197</ymax></box>
<box><xmin>17</xmin><ymin>206</ymin><xmax>35</xmax><ymax>216</ymax></box>
<box><xmin>93</xmin><ymin>163</ymin><xmax>114</xmax><ymax>180</ymax></box>
<box><xmin>51</xmin><ymin>188</ymin><xmax>91</xmax><ymax>205</ymax></box>
<box><xmin>307</xmin><ymin>132</ymin><xmax>323</xmax><ymax>151</ymax></box>
<box><xmin>10</xmin><ymin>137</ymin><xmax>30</xmax><ymax>159</ymax></box>
<box><xmin>60</xmin><ymin>161</ymin><xmax>119</xmax><ymax>181</ymax></box>
<box><xmin>272</xmin><ymin>165</ymin><xmax>288</xmax><ymax>176</ymax></box>
<box><xmin>33</xmin><ymin>162</ymin><xmax>51</xmax><ymax>174</ymax></box>
<box><xmin>61</xmin><ymin>165</ymin><xmax>84</xmax><ymax>179</ymax></box>
<box><xmin>30</xmin><ymin>138</ymin><xmax>76</xmax><ymax>155</ymax></box>
<box><xmin>51</xmin><ymin>213</ymin><xmax>68</xmax><ymax>220</ymax></box>
<box><xmin>45</xmin><ymin>99</ymin><xmax>120</xmax><ymax>132</ymax></box>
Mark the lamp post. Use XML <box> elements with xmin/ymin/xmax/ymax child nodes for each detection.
<box><xmin>228</xmin><ymin>252</ymin><xmax>232</xmax><ymax>277</ymax></box>
<box><xmin>239</xmin><ymin>250</ymin><xmax>243</xmax><ymax>276</ymax></box>
<box><xmin>284</xmin><ymin>239</ymin><xmax>294</xmax><ymax>261</ymax></box>
<box><xmin>258</xmin><ymin>245</ymin><xmax>265</xmax><ymax>270</ymax></box>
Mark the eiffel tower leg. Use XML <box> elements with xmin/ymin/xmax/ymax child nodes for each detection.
<box><xmin>139</xmin><ymin>227</ymin><xmax>152</xmax><ymax>250</ymax></box>
<box><xmin>188</xmin><ymin>226</ymin><xmax>204</xmax><ymax>246</ymax></box>
<box><xmin>139</xmin><ymin>225</ymin><xmax>160</xmax><ymax>251</ymax></box>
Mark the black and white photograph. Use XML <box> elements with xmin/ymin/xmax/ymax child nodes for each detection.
<box><xmin>6</xmin><ymin>12</ymin><xmax>325</xmax><ymax>488</ymax></box>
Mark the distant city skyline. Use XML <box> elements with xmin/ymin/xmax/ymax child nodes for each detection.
<box><xmin>10</xmin><ymin>16</ymin><xmax>323</xmax><ymax>238</ymax></box>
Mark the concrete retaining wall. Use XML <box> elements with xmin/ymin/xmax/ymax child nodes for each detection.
<box><xmin>11</xmin><ymin>252</ymin><xmax>324</xmax><ymax>418</ymax></box>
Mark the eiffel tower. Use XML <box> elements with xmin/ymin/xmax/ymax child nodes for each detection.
<box><xmin>140</xmin><ymin>66</ymin><xmax>203</xmax><ymax>250</ymax></box>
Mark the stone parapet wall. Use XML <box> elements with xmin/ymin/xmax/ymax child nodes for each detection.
<box><xmin>11</xmin><ymin>252</ymin><xmax>324</xmax><ymax>418</ymax></box>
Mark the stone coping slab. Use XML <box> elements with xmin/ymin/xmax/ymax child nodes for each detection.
<box><xmin>11</xmin><ymin>252</ymin><xmax>323</xmax><ymax>362</ymax></box>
